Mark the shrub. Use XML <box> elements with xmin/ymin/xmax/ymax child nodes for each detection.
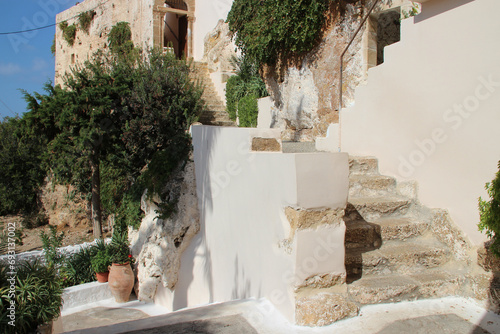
<box><xmin>59</xmin><ymin>22</ymin><xmax>77</xmax><ymax>46</ymax></box>
<box><xmin>109</xmin><ymin>230</ymin><xmax>133</xmax><ymax>265</ymax></box>
<box><xmin>479</xmin><ymin>161</ymin><xmax>500</xmax><ymax>257</ymax></box>
<box><xmin>79</xmin><ymin>10</ymin><xmax>96</xmax><ymax>34</ymax></box>
<box><xmin>0</xmin><ymin>260</ymin><xmax>63</xmax><ymax>333</ymax></box>
<box><xmin>91</xmin><ymin>249</ymin><xmax>111</xmax><ymax>273</ymax></box>
<box><xmin>225</xmin><ymin>55</ymin><xmax>268</xmax><ymax>126</ymax></box>
<box><xmin>62</xmin><ymin>246</ymin><xmax>96</xmax><ymax>286</ymax></box>
<box><xmin>108</xmin><ymin>21</ymin><xmax>134</xmax><ymax>55</ymax></box>
<box><xmin>0</xmin><ymin>117</ymin><xmax>47</xmax><ymax>216</ymax></box>
<box><xmin>238</xmin><ymin>95</ymin><xmax>259</xmax><ymax>127</ymax></box>
<box><xmin>40</xmin><ymin>225</ymin><xmax>65</xmax><ymax>267</ymax></box>
<box><xmin>226</xmin><ymin>75</ymin><xmax>244</xmax><ymax>121</ymax></box>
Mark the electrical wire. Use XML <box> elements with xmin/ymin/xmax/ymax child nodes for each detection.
<box><xmin>0</xmin><ymin>0</ymin><xmax>110</xmax><ymax>36</ymax></box>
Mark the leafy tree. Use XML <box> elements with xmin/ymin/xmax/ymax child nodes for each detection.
<box><xmin>0</xmin><ymin>117</ymin><xmax>47</xmax><ymax>216</ymax></box>
<box><xmin>23</xmin><ymin>49</ymin><xmax>204</xmax><ymax>238</ymax></box>
<box><xmin>479</xmin><ymin>161</ymin><xmax>500</xmax><ymax>257</ymax></box>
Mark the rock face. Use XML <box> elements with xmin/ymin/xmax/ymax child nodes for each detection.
<box><xmin>130</xmin><ymin>160</ymin><xmax>200</xmax><ymax>302</ymax></box>
<box><xmin>202</xmin><ymin>20</ymin><xmax>237</xmax><ymax>73</ymax></box>
<box><xmin>263</xmin><ymin>1</ymin><xmax>408</xmax><ymax>141</ymax></box>
<box><xmin>40</xmin><ymin>176</ymin><xmax>88</xmax><ymax>228</ymax></box>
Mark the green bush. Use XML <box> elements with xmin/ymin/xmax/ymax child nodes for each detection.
<box><xmin>59</xmin><ymin>22</ymin><xmax>77</xmax><ymax>46</ymax></box>
<box><xmin>109</xmin><ymin>230</ymin><xmax>133</xmax><ymax>265</ymax></box>
<box><xmin>79</xmin><ymin>10</ymin><xmax>96</xmax><ymax>34</ymax></box>
<box><xmin>225</xmin><ymin>55</ymin><xmax>268</xmax><ymax>126</ymax></box>
<box><xmin>238</xmin><ymin>95</ymin><xmax>259</xmax><ymax>127</ymax></box>
<box><xmin>40</xmin><ymin>225</ymin><xmax>65</xmax><ymax>267</ymax></box>
<box><xmin>62</xmin><ymin>246</ymin><xmax>95</xmax><ymax>286</ymax></box>
<box><xmin>479</xmin><ymin>161</ymin><xmax>500</xmax><ymax>257</ymax></box>
<box><xmin>226</xmin><ymin>75</ymin><xmax>244</xmax><ymax>121</ymax></box>
<box><xmin>91</xmin><ymin>249</ymin><xmax>111</xmax><ymax>273</ymax></box>
<box><xmin>0</xmin><ymin>117</ymin><xmax>47</xmax><ymax>216</ymax></box>
<box><xmin>227</xmin><ymin>0</ymin><xmax>329</xmax><ymax>66</ymax></box>
<box><xmin>108</xmin><ymin>21</ymin><xmax>134</xmax><ymax>55</ymax></box>
<box><xmin>0</xmin><ymin>260</ymin><xmax>63</xmax><ymax>333</ymax></box>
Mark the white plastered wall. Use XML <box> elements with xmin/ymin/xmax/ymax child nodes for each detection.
<box><xmin>155</xmin><ymin>125</ymin><xmax>348</xmax><ymax>322</ymax></box>
<box><xmin>336</xmin><ymin>0</ymin><xmax>499</xmax><ymax>244</ymax></box>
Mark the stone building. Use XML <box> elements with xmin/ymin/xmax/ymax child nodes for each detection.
<box><xmin>54</xmin><ymin>0</ymin><xmax>233</xmax><ymax>85</ymax></box>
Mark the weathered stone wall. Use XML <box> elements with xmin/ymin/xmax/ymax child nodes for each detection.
<box><xmin>40</xmin><ymin>175</ymin><xmax>89</xmax><ymax>228</ymax></box>
<box><xmin>202</xmin><ymin>19</ymin><xmax>236</xmax><ymax>74</ymax></box>
<box><xmin>54</xmin><ymin>0</ymin><xmax>155</xmax><ymax>85</ymax></box>
<box><xmin>129</xmin><ymin>159</ymin><xmax>200</xmax><ymax>302</ymax></box>
<box><xmin>264</xmin><ymin>0</ymin><xmax>410</xmax><ymax>142</ymax></box>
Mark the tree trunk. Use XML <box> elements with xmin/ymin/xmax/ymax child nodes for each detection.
<box><xmin>91</xmin><ymin>158</ymin><xmax>102</xmax><ymax>239</ymax></box>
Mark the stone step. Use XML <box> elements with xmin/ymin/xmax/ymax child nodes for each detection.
<box><xmin>349</xmin><ymin>174</ymin><xmax>397</xmax><ymax>197</ymax></box>
<box><xmin>347</xmin><ymin>269</ymin><xmax>463</xmax><ymax>305</ymax></box>
<box><xmin>204</xmin><ymin>103</ymin><xmax>226</xmax><ymax>111</ymax></box>
<box><xmin>345</xmin><ymin>238</ymin><xmax>450</xmax><ymax>277</ymax></box>
<box><xmin>349</xmin><ymin>156</ymin><xmax>379</xmax><ymax>175</ymax></box>
<box><xmin>345</xmin><ymin>217</ymin><xmax>429</xmax><ymax>248</ymax></box>
<box><xmin>348</xmin><ymin>196</ymin><xmax>412</xmax><ymax>221</ymax></box>
<box><xmin>200</xmin><ymin>111</ymin><xmax>231</xmax><ymax>119</ymax></box>
<box><xmin>376</xmin><ymin>217</ymin><xmax>429</xmax><ymax>241</ymax></box>
<box><xmin>345</xmin><ymin>220</ymin><xmax>382</xmax><ymax>249</ymax></box>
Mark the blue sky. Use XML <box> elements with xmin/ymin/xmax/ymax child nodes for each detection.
<box><xmin>0</xmin><ymin>0</ymin><xmax>75</xmax><ymax>118</ymax></box>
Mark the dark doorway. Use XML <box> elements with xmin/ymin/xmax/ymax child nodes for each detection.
<box><xmin>376</xmin><ymin>10</ymin><xmax>401</xmax><ymax>65</ymax></box>
<box><xmin>163</xmin><ymin>1</ymin><xmax>189</xmax><ymax>59</ymax></box>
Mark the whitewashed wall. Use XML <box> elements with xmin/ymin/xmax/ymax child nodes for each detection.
<box><xmin>154</xmin><ymin>125</ymin><xmax>348</xmax><ymax>322</ymax></box>
<box><xmin>334</xmin><ymin>0</ymin><xmax>499</xmax><ymax>244</ymax></box>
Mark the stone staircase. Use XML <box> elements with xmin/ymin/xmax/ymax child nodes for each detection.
<box><xmin>344</xmin><ymin>156</ymin><xmax>489</xmax><ymax>308</ymax></box>
<box><xmin>190</xmin><ymin>62</ymin><xmax>236</xmax><ymax>127</ymax></box>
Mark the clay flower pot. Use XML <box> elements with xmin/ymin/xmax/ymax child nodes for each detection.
<box><xmin>108</xmin><ymin>262</ymin><xmax>135</xmax><ymax>303</ymax></box>
<box><xmin>96</xmin><ymin>271</ymin><xmax>109</xmax><ymax>283</ymax></box>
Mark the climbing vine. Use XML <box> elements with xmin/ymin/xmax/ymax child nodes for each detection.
<box><xmin>227</xmin><ymin>0</ymin><xmax>330</xmax><ymax>66</ymax></box>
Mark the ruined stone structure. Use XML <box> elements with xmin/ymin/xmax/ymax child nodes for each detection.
<box><xmin>55</xmin><ymin>0</ymin><xmax>205</xmax><ymax>85</ymax></box>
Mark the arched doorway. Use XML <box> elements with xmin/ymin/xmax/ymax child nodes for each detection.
<box><xmin>164</xmin><ymin>1</ymin><xmax>188</xmax><ymax>58</ymax></box>
<box><xmin>154</xmin><ymin>0</ymin><xmax>195</xmax><ymax>59</ymax></box>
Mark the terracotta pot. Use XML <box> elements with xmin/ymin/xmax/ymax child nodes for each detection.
<box><xmin>108</xmin><ymin>262</ymin><xmax>134</xmax><ymax>303</ymax></box>
<box><xmin>96</xmin><ymin>271</ymin><xmax>109</xmax><ymax>283</ymax></box>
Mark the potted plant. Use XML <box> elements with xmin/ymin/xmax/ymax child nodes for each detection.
<box><xmin>91</xmin><ymin>249</ymin><xmax>111</xmax><ymax>283</ymax></box>
<box><xmin>107</xmin><ymin>231</ymin><xmax>135</xmax><ymax>303</ymax></box>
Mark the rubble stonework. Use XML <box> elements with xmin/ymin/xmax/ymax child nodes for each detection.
<box><xmin>130</xmin><ymin>160</ymin><xmax>200</xmax><ymax>302</ymax></box>
<box><xmin>202</xmin><ymin>20</ymin><xmax>237</xmax><ymax>74</ymax></box>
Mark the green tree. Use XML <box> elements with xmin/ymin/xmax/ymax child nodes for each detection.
<box><xmin>0</xmin><ymin>117</ymin><xmax>47</xmax><ymax>215</ymax></box>
<box><xmin>23</xmin><ymin>49</ymin><xmax>204</xmax><ymax>238</ymax></box>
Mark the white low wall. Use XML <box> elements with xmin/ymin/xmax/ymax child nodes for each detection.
<box><xmin>154</xmin><ymin>125</ymin><xmax>348</xmax><ymax>322</ymax></box>
<box><xmin>335</xmin><ymin>0</ymin><xmax>500</xmax><ymax>244</ymax></box>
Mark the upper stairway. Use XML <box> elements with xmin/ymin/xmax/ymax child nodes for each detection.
<box><xmin>189</xmin><ymin>62</ymin><xmax>236</xmax><ymax>127</ymax></box>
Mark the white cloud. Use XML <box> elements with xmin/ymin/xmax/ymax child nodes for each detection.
<box><xmin>0</xmin><ymin>63</ymin><xmax>22</xmax><ymax>75</ymax></box>
<box><xmin>32</xmin><ymin>58</ymin><xmax>48</xmax><ymax>72</ymax></box>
